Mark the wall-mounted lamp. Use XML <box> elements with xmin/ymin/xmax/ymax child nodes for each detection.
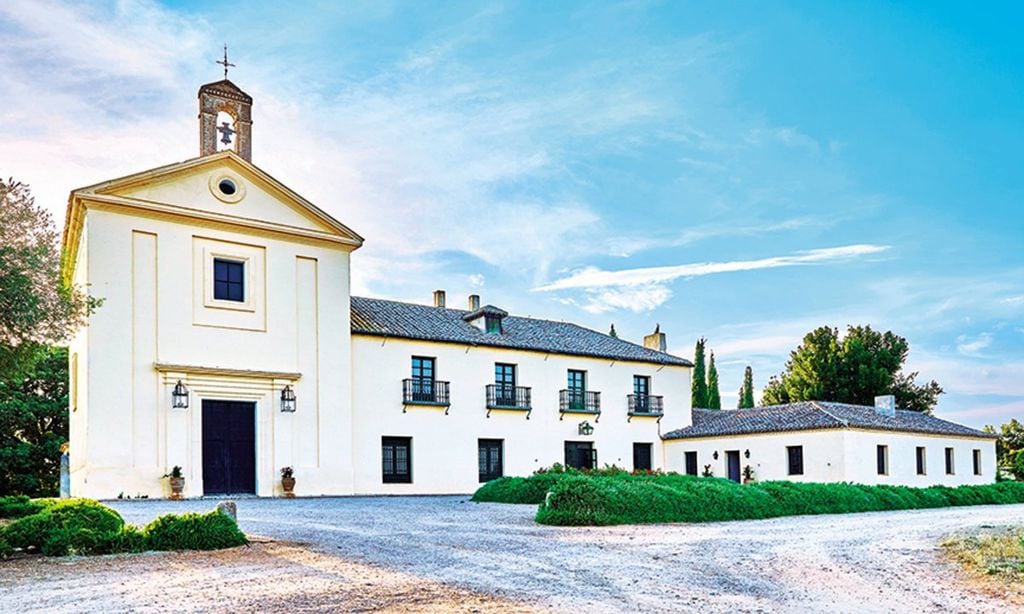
<box><xmin>713</xmin><ymin>451</ymin><xmax>719</xmax><ymax>460</ymax></box>
<box><xmin>578</xmin><ymin>421</ymin><xmax>594</xmax><ymax>436</ymax></box>
<box><xmin>171</xmin><ymin>380</ymin><xmax>189</xmax><ymax>409</ymax></box>
<box><xmin>744</xmin><ymin>449</ymin><xmax>750</xmax><ymax>458</ymax></box>
<box><xmin>281</xmin><ymin>385</ymin><xmax>297</xmax><ymax>413</ymax></box>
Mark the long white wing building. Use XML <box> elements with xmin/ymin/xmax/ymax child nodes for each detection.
<box><xmin>62</xmin><ymin>78</ymin><xmax>994</xmax><ymax>499</ymax></box>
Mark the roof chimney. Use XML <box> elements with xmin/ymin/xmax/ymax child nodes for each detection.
<box><xmin>433</xmin><ymin>290</ymin><xmax>446</xmax><ymax>308</ymax></box>
<box><xmin>643</xmin><ymin>324</ymin><xmax>667</xmax><ymax>352</ymax></box>
<box><xmin>468</xmin><ymin>294</ymin><xmax>480</xmax><ymax>311</ymax></box>
<box><xmin>874</xmin><ymin>395</ymin><xmax>896</xmax><ymax>418</ymax></box>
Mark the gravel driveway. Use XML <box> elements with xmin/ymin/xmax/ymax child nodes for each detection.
<box><xmin>7</xmin><ymin>497</ymin><xmax>1024</xmax><ymax>612</ymax></box>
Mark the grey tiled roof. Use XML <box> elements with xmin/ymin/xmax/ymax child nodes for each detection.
<box><xmin>350</xmin><ymin>296</ymin><xmax>692</xmax><ymax>366</ymax></box>
<box><xmin>662</xmin><ymin>401</ymin><xmax>995</xmax><ymax>440</ymax></box>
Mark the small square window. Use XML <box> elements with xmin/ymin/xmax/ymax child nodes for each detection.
<box><xmin>213</xmin><ymin>258</ymin><xmax>245</xmax><ymax>302</ymax></box>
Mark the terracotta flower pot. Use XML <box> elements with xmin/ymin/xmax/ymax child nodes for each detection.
<box><xmin>169</xmin><ymin>477</ymin><xmax>185</xmax><ymax>500</ymax></box>
<box><xmin>282</xmin><ymin>476</ymin><xmax>296</xmax><ymax>498</ymax></box>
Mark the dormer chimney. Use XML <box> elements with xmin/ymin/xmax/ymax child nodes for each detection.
<box><xmin>433</xmin><ymin>290</ymin><xmax>446</xmax><ymax>308</ymax></box>
<box><xmin>468</xmin><ymin>294</ymin><xmax>480</xmax><ymax>311</ymax></box>
<box><xmin>643</xmin><ymin>324</ymin><xmax>667</xmax><ymax>352</ymax></box>
<box><xmin>874</xmin><ymin>394</ymin><xmax>896</xmax><ymax>418</ymax></box>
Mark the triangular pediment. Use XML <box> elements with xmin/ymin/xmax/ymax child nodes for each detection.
<box><xmin>71</xmin><ymin>151</ymin><xmax>363</xmax><ymax>246</ymax></box>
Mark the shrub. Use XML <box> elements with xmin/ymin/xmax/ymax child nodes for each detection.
<box><xmin>144</xmin><ymin>510</ymin><xmax>247</xmax><ymax>551</ymax></box>
<box><xmin>530</xmin><ymin>474</ymin><xmax>1024</xmax><ymax>526</ymax></box>
<box><xmin>4</xmin><ymin>498</ymin><xmax>125</xmax><ymax>555</ymax></box>
<box><xmin>0</xmin><ymin>495</ymin><xmax>46</xmax><ymax>519</ymax></box>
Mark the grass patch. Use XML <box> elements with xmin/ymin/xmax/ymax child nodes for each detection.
<box><xmin>0</xmin><ymin>498</ymin><xmax>247</xmax><ymax>558</ymax></box>
<box><xmin>942</xmin><ymin>527</ymin><xmax>1024</xmax><ymax>585</ymax></box>
<box><xmin>472</xmin><ymin>467</ymin><xmax>1024</xmax><ymax>526</ymax></box>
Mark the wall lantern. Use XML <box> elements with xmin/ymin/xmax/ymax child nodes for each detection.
<box><xmin>744</xmin><ymin>449</ymin><xmax>750</xmax><ymax>459</ymax></box>
<box><xmin>280</xmin><ymin>385</ymin><xmax>297</xmax><ymax>413</ymax></box>
<box><xmin>171</xmin><ymin>380</ymin><xmax>189</xmax><ymax>409</ymax></box>
<box><xmin>578</xmin><ymin>421</ymin><xmax>594</xmax><ymax>436</ymax></box>
<box><xmin>713</xmin><ymin>451</ymin><xmax>719</xmax><ymax>460</ymax></box>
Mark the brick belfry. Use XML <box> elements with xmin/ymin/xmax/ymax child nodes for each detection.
<box><xmin>198</xmin><ymin>45</ymin><xmax>253</xmax><ymax>161</ymax></box>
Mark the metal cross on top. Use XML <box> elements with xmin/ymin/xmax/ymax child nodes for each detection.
<box><xmin>216</xmin><ymin>44</ymin><xmax>236</xmax><ymax>79</ymax></box>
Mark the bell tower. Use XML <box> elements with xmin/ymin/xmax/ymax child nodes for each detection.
<box><xmin>198</xmin><ymin>45</ymin><xmax>253</xmax><ymax>161</ymax></box>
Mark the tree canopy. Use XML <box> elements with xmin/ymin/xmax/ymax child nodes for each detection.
<box><xmin>0</xmin><ymin>178</ymin><xmax>96</xmax><ymax>379</ymax></box>
<box><xmin>691</xmin><ymin>338</ymin><xmax>708</xmax><ymax>408</ymax></box>
<box><xmin>738</xmin><ymin>366</ymin><xmax>755</xmax><ymax>409</ymax></box>
<box><xmin>0</xmin><ymin>346</ymin><xmax>68</xmax><ymax>496</ymax></box>
<box><xmin>761</xmin><ymin>325</ymin><xmax>943</xmax><ymax>413</ymax></box>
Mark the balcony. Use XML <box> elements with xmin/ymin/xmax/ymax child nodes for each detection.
<box><xmin>402</xmin><ymin>379</ymin><xmax>450</xmax><ymax>412</ymax></box>
<box><xmin>559</xmin><ymin>389</ymin><xmax>601</xmax><ymax>420</ymax></box>
<box><xmin>627</xmin><ymin>394</ymin><xmax>664</xmax><ymax>420</ymax></box>
<box><xmin>486</xmin><ymin>385</ymin><xmax>532</xmax><ymax>418</ymax></box>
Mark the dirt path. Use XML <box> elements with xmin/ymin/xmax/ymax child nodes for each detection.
<box><xmin>0</xmin><ymin>540</ymin><xmax>539</xmax><ymax>613</ymax></box>
<box><xmin>5</xmin><ymin>498</ymin><xmax>1024</xmax><ymax>612</ymax></box>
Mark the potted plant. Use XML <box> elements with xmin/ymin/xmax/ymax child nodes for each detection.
<box><xmin>742</xmin><ymin>465</ymin><xmax>756</xmax><ymax>484</ymax></box>
<box><xmin>281</xmin><ymin>466</ymin><xmax>295</xmax><ymax>498</ymax></box>
<box><xmin>163</xmin><ymin>466</ymin><xmax>184</xmax><ymax>500</ymax></box>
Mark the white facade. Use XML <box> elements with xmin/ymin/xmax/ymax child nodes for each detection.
<box><xmin>351</xmin><ymin>336</ymin><xmax>691</xmax><ymax>494</ymax></box>
<box><xmin>664</xmin><ymin>428</ymin><xmax>996</xmax><ymax>487</ymax></box>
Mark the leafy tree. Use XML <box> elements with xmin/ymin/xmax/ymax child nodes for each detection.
<box><xmin>738</xmin><ymin>366</ymin><xmax>755</xmax><ymax>409</ymax></box>
<box><xmin>761</xmin><ymin>325</ymin><xmax>942</xmax><ymax>413</ymax></box>
<box><xmin>691</xmin><ymin>337</ymin><xmax>708</xmax><ymax>408</ymax></box>
<box><xmin>0</xmin><ymin>179</ymin><xmax>96</xmax><ymax>379</ymax></box>
<box><xmin>986</xmin><ymin>419</ymin><xmax>1024</xmax><ymax>476</ymax></box>
<box><xmin>0</xmin><ymin>346</ymin><xmax>68</xmax><ymax>496</ymax></box>
<box><xmin>706</xmin><ymin>352</ymin><xmax>721</xmax><ymax>409</ymax></box>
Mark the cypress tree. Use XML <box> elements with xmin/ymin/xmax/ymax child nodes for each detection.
<box><xmin>738</xmin><ymin>365</ymin><xmax>755</xmax><ymax>409</ymax></box>
<box><xmin>691</xmin><ymin>338</ymin><xmax>708</xmax><ymax>408</ymax></box>
<box><xmin>707</xmin><ymin>351</ymin><xmax>721</xmax><ymax>409</ymax></box>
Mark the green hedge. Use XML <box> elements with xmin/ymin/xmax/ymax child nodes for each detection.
<box><xmin>0</xmin><ymin>495</ymin><xmax>49</xmax><ymax>519</ymax></box>
<box><xmin>528</xmin><ymin>475</ymin><xmax>1024</xmax><ymax>526</ymax></box>
<box><xmin>145</xmin><ymin>510</ymin><xmax>248</xmax><ymax>551</ymax></box>
<box><xmin>1</xmin><ymin>498</ymin><xmax>247</xmax><ymax>557</ymax></box>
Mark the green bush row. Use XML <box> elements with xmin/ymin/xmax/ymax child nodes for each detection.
<box><xmin>471</xmin><ymin>464</ymin><xmax>677</xmax><ymax>504</ymax></box>
<box><xmin>0</xmin><ymin>498</ymin><xmax>247</xmax><ymax>557</ymax></box>
<box><xmin>529</xmin><ymin>474</ymin><xmax>1024</xmax><ymax>526</ymax></box>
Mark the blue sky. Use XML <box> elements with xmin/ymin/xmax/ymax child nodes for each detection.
<box><xmin>1</xmin><ymin>1</ymin><xmax>1021</xmax><ymax>426</ymax></box>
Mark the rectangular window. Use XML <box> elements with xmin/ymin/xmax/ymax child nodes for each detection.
<box><xmin>565</xmin><ymin>441</ymin><xmax>596</xmax><ymax>470</ymax></box>
<box><xmin>787</xmin><ymin>445</ymin><xmax>804</xmax><ymax>476</ymax></box>
<box><xmin>633</xmin><ymin>443</ymin><xmax>653</xmax><ymax>471</ymax></box>
<box><xmin>567</xmin><ymin>370</ymin><xmax>586</xmax><ymax>410</ymax></box>
<box><xmin>916</xmin><ymin>447</ymin><xmax>927</xmax><ymax>475</ymax></box>
<box><xmin>382</xmin><ymin>437</ymin><xmax>412</xmax><ymax>484</ymax></box>
<box><xmin>945</xmin><ymin>447</ymin><xmax>955</xmax><ymax>475</ymax></box>
<box><xmin>973</xmin><ymin>449</ymin><xmax>982</xmax><ymax>476</ymax></box>
<box><xmin>485</xmin><ymin>315</ymin><xmax>502</xmax><ymax>334</ymax></box>
<box><xmin>213</xmin><ymin>258</ymin><xmax>245</xmax><ymax>302</ymax></box>
<box><xmin>478</xmin><ymin>439</ymin><xmax>503</xmax><ymax>482</ymax></box>
<box><xmin>684</xmin><ymin>451</ymin><xmax>698</xmax><ymax>476</ymax></box>
<box><xmin>877</xmin><ymin>445</ymin><xmax>889</xmax><ymax>475</ymax></box>
<box><xmin>494</xmin><ymin>363</ymin><xmax>516</xmax><ymax>405</ymax></box>
<box><xmin>633</xmin><ymin>375</ymin><xmax>651</xmax><ymax>412</ymax></box>
<box><xmin>410</xmin><ymin>356</ymin><xmax>436</xmax><ymax>401</ymax></box>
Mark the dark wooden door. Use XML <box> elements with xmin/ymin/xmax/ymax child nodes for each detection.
<box><xmin>633</xmin><ymin>443</ymin><xmax>652</xmax><ymax>471</ymax></box>
<box><xmin>202</xmin><ymin>400</ymin><xmax>256</xmax><ymax>495</ymax></box>
<box><xmin>564</xmin><ymin>441</ymin><xmax>596</xmax><ymax>470</ymax></box>
<box><xmin>726</xmin><ymin>450</ymin><xmax>741</xmax><ymax>483</ymax></box>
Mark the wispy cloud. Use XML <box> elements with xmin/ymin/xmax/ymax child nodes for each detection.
<box><xmin>956</xmin><ymin>332</ymin><xmax>993</xmax><ymax>356</ymax></box>
<box><xmin>534</xmin><ymin>244</ymin><xmax>890</xmax><ymax>291</ymax></box>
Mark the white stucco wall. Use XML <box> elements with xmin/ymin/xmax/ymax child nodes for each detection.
<box><xmin>350</xmin><ymin>335</ymin><xmax>692</xmax><ymax>494</ymax></box>
<box><xmin>663</xmin><ymin>427</ymin><xmax>996</xmax><ymax>486</ymax></box>
<box><xmin>69</xmin><ymin>163</ymin><xmax>355</xmax><ymax>499</ymax></box>
<box><xmin>663</xmin><ymin>430</ymin><xmax>848</xmax><ymax>483</ymax></box>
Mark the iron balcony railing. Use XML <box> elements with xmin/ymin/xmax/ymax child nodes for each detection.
<box><xmin>560</xmin><ymin>389</ymin><xmax>601</xmax><ymax>413</ymax></box>
<box><xmin>628</xmin><ymin>394</ymin><xmax>664</xmax><ymax>415</ymax></box>
<box><xmin>486</xmin><ymin>385</ymin><xmax>532</xmax><ymax>410</ymax></box>
<box><xmin>402</xmin><ymin>379</ymin><xmax>450</xmax><ymax>406</ymax></box>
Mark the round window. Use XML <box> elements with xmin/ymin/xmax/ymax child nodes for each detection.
<box><xmin>218</xmin><ymin>179</ymin><xmax>237</xmax><ymax>195</ymax></box>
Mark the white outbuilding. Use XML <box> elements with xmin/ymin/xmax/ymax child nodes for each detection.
<box><xmin>662</xmin><ymin>399</ymin><xmax>997</xmax><ymax>486</ymax></box>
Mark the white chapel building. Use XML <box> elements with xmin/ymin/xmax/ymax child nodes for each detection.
<box><xmin>62</xmin><ymin>77</ymin><xmax>994</xmax><ymax>499</ymax></box>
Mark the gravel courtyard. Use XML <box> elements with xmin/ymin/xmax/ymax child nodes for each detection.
<box><xmin>4</xmin><ymin>497</ymin><xmax>1024</xmax><ymax>612</ymax></box>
